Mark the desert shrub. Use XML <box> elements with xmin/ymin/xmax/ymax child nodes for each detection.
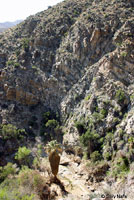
<box><xmin>0</xmin><ymin>179</ymin><xmax>34</xmax><ymax>200</ymax></box>
<box><xmin>32</xmin><ymin>158</ymin><xmax>40</xmax><ymax>169</ymax></box>
<box><xmin>14</xmin><ymin>62</ymin><xmax>20</xmax><ymax>68</ymax></box>
<box><xmin>22</xmin><ymin>38</ymin><xmax>29</xmax><ymax>52</ymax></box>
<box><xmin>83</xmin><ymin>152</ymin><xmax>88</xmax><ymax>160</ymax></box>
<box><xmin>90</xmin><ymin>151</ymin><xmax>102</xmax><ymax>162</ymax></box>
<box><xmin>92</xmin><ymin>112</ymin><xmax>105</xmax><ymax>122</ymax></box>
<box><xmin>42</xmin><ymin>111</ymin><xmax>51</xmax><ymax>123</ymax></box>
<box><xmin>18</xmin><ymin>168</ymin><xmax>50</xmax><ymax>198</ymax></box>
<box><xmin>15</xmin><ymin>49</ymin><xmax>20</xmax><ymax>57</ymax></box>
<box><xmin>45</xmin><ymin>119</ymin><xmax>59</xmax><ymax>139</ymax></box>
<box><xmin>45</xmin><ymin>119</ymin><xmax>59</xmax><ymax>129</ymax></box>
<box><xmin>110</xmin><ymin>157</ymin><xmax>129</xmax><ymax>178</ymax></box>
<box><xmin>15</xmin><ymin>147</ymin><xmax>31</xmax><ymax>166</ymax></box>
<box><xmin>115</xmin><ymin>89</ymin><xmax>125</xmax><ymax>104</ymax></box>
<box><xmin>128</xmin><ymin>137</ymin><xmax>134</xmax><ymax>149</ymax></box>
<box><xmin>0</xmin><ymin>187</ymin><xmax>9</xmax><ymax>200</ymax></box>
<box><xmin>103</xmin><ymin>152</ymin><xmax>112</xmax><ymax>161</ymax></box>
<box><xmin>128</xmin><ymin>137</ymin><xmax>134</xmax><ymax>143</ymax></box>
<box><xmin>100</xmin><ymin>108</ymin><xmax>108</xmax><ymax>117</ymax></box>
<box><xmin>121</xmin><ymin>51</ymin><xmax>127</xmax><ymax>57</ymax></box>
<box><xmin>80</xmin><ymin>128</ymin><xmax>103</xmax><ymax>157</ymax></box>
<box><xmin>0</xmin><ymin>124</ymin><xmax>26</xmax><ymax>140</ymax></box>
<box><xmin>85</xmin><ymin>94</ymin><xmax>91</xmax><ymax>101</ymax></box>
<box><xmin>6</xmin><ymin>60</ymin><xmax>14</xmax><ymax>66</ymax></box>
<box><xmin>105</xmin><ymin>132</ymin><xmax>114</xmax><ymax>145</ymax></box>
<box><xmin>80</xmin><ymin>129</ymin><xmax>99</xmax><ymax>147</ymax></box>
<box><xmin>0</xmin><ymin>163</ymin><xmax>17</xmax><ymax>183</ymax></box>
<box><xmin>32</xmin><ymin>144</ymin><xmax>43</xmax><ymax>169</ymax></box>
<box><xmin>40</xmin><ymin>111</ymin><xmax>62</xmax><ymax>141</ymax></box>
<box><xmin>74</xmin><ymin>121</ymin><xmax>86</xmax><ymax>135</ymax></box>
<box><xmin>31</xmin><ymin>65</ymin><xmax>38</xmax><ymax>70</ymax></box>
<box><xmin>0</xmin><ymin>190</ymin><xmax>34</xmax><ymax>200</ymax></box>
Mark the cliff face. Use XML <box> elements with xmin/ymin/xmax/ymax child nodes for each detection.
<box><xmin>0</xmin><ymin>0</ymin><xmax>134</xmax><ymax>198</ymax></box>
<box><xmin>0</xmin><ymin>0</ymin><xmax>133</xmax><ymax>126</ymax></box>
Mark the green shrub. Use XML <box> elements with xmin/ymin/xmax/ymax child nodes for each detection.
<box><xmin>74</xmin><ymin>121</ymin><xmax>85</xmax><ymax>135</ymax></box>
<box><xmin>130</xmin><ymin>94</ymin><xmax>134</xmax><ymax>101</ymax></box>
<box><xmin>115</xmin><ymin>89</ymin><xmax>125</xmax><ymax>104</ymax></box>
<box><xmin>92</xmin><ymin>112</ymin><xmax>105</xmax><ymax>122</ymax></box>
<box><xmin>0</xmin><ymin>187</ymin><xmax>9</xmax><ymax>200</ymax></box>
<box><xmin>100</xmin><ymin>108</ymin><xmax>108</xmax><ymax>117</ymax></box>
<box><xmin>6</xmin><ymin>60</ymin><xmax>14</xmax><ymax>66</ymax></box>
<box><xmin>85</xmin><ymin>95</ymin><xmax>91</xmax><ymax>101</ymax></box>
<box><xmin>22</xmin><ymin>38</ymin><xmax>29</xmax><ymax>52</ymax></box>
<box><xmin>32</xmin><ymin>158</ymin><xmax>40</xmax><ymax>169</ymax></box>
<box><xmin>32</xmin><ymin>144</ymin><xmax>43</xmax><ymax>169</ymax></box>
<box><xmin>105</xmin><ymin>132</ymin><xmax>114</xmax><ymax>143</ymax></box>
<box><xmin>104</xmin><ymin>152</ymin><xmax>112</xmax><ymax>161</ymax></box>
<box><xmin>115</xmin><ymin>41</ymin><xmax>122</xmax><ymax>47</ymax></box>
<box><xmin>118</xmin><ymin>129</ymin><xmax>124</xmax><ymax>138</ymax></box>
<box><xmin>45</xmin><ymin>119</ymin><xmax>59</xmax><ymax>129</ymax></box>
<box><xmin>15</xmin><ymin>147</ymin><xmax>31</xmax><ymax>166</ymax></box>
<box><xmin>80</xmin><ymin>129</ymin><xmax>99</xmax><ymax>147</ymax></box>
<box><xmin>40</xmin><ymin>111</ymin><xmax>62</xmax><ymax>140</ymax></box>
<box><xmin>90</xmin><ymin>151</ymin><xmax>102</xmax><ymax>162</ymax></box>
<box><xmin>0</xmin><ymin>163</ymin><xmax>17</xmax><ymax>183</ymax></box>
<box><xmin>0</xmin><ymin>124</ymin><xmax>26</xmax><ymax>140</ymax></box>
<box><xmin>14</xmin><ymin>62</ymin><xmax>20</xmax><ymax>68</ymax></box>
<box><xmin>121</xmin><ymin>51</ymin><xmax>127</xmax><ymax>57</ymax></box>
<box><xmin>18</xmin><ymin>168</ymin><xmax>49</xmax><ymax>198</ymax></box>
<box><xmin>83</xmin><ymin>152</ymin><xmax>88</xmax><ymax>160</ymax></box>
<box><xmin>0</xmin><ymin>186</ymin><xmax>34</xmax><ymax>200</ymax></box>
<box><xmin>31</xmin><ymin>65</ymin><xmax>38</xmax><ymax>70</ymax></box>
<box><xmin>80</xmin><ymin>128</ymin><xmax>102</xmax><ymax>156</ymax></box>
<box><xmin>15</xmin><ymin>49</ymin><xmax>20</xmax><ymax>57</ymax></box>
<box><xmin>42</xmin><ymin>111</ymin><xmax>51</xmax><ymax>124</ymax></box>
<box><xmin>111</xmin><ymin>157</ymin><xmax>129</xmax><ymax>178</ymax></box>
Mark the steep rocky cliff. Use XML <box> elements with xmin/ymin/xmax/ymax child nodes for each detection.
<box><xmin>0</xmin><ymin>0</ymin><xmax>134</xmax><ymax>199</ymax></box>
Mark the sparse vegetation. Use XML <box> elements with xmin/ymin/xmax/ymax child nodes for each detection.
<box><xmin>15</xmin><ymin>147</ymin><xmax>31</xmax><ymax>166</ymax></box>
<box><xmin>90</xmin><ymin>151</ymin><xmax>102</xmax><ymax>162</ymax></box>
<box><xmin>0</xmin><ymin>163</ymin><xmax>17</xmax><ymax>183</ymax></box>
<box><xmin>115</xmin><ymin>89</ymin><xmax>125</xmax><ymax>104</ymax></box>
<box><xmin>74</xmin><ymin>121</ymin><xmax>85</xmax><ymax>135</ymax></box>
<box><xmin>110</xmin><ymin>157</ymin><xmax>129</xmax><ymax>178</ymax></box>
<box><xmin>6</xmin><ymin>60</ymin><xmax>15</xmax><ymax>66</ymax></box>
<box><xmin>121</xmin><ymin>51</ymin><xmax>127</xmax><ymax>57</ymax></box>
<box><xmin>22</xmin><ymin>38</ymin><xmax>29</xmax><ymax>52</ymax></box>
<box><xmin>0</xmin><ymin>124</ymin><xmax>26</xmax><ymax>140</ymax></box>
<box><xmin>85</xmin><ymin>94</ymin><xmax>91</xmax><ymax>101</ymax></box>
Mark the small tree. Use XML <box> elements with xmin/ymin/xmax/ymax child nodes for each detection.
<box><xmin>0</xmin><ymin>163</ymin><xmax>17</xmax><ymax>183</ymax></box>
<box><xmin>15</xmin><ymin>147</ymin><xmax>31</xmax><ymax>166</ymax></box>
<box><xmin>0</xmin><ymin>124</ymin><xmax>26</xmax><ymax>140</ymax></box>
<box><xmin>90</xmin><ymin>151</ymin><xmax>102</xmax><ymax>162</ymax></box>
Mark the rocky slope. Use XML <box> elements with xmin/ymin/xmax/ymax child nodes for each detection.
<box><xmin>0</xmin><ymin>0</ymin><xmax>134</xmax><ymax>199</ymax></box>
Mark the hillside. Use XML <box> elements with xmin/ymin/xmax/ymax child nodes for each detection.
<box><xmin>0</xmin><ymin>20</ymin><xmax>23</xmax><ymax>32</ymax></box>
<box><xmin>0</xmin><ymin>0</ymin><xmax>134</xmax><ymax>199</ymax></box>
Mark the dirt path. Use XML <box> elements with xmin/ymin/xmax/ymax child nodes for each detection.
<box><xmin>53</xmin><ymin>153</ymin><xmax>92</xmax><ymax>200</ymax></box>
